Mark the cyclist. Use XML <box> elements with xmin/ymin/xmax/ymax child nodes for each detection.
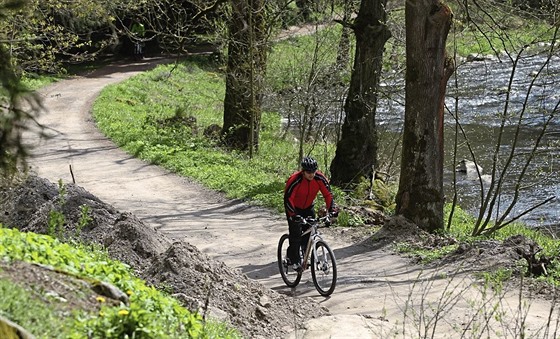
<box><xmin>284</xmin><ymin>156</ymin><xmax>338</xmax><ymax>271</ymax></box>
<box><xmin>131</xmin><ymin>21</ymin><xmax>145</xmax><ymax>60</ymax></box>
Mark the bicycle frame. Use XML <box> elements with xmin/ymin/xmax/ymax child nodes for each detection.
<box><xmin>299</xmin><ymin>219</ymin><xmax>323</xmax><ymax>270</ymax></box>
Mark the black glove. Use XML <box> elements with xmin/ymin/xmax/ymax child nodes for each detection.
<box><xmin>329</xmin><ymin>207</ymin><xmax>339</xmax><ymax>218</ymax></box>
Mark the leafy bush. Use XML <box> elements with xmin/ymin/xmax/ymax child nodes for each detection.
<box><xmin>0</xmin><ymin>226</ymin><xmax>240</xmax><ymax>338</ymax></box>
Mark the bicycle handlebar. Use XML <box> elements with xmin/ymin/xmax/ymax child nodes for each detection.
<box><xmin>297</xmin><ymin>214</ymin><xmax>333</xmax><ymax>228</ymax></box>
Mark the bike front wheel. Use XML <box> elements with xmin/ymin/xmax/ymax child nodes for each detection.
<box><xmin>311</xmin><ymin>240</ymin><xmax>337</xmax><ymax>296</ymax></box>
<box><xmin>277</xmin><ymin>234</ymin><xmax>302</xmax><ymax>288</ymax></box>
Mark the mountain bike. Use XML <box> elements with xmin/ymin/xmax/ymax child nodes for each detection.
<box><xmin>277</xmin><ymin>215</ymin><xmax>337</xmax><ymax>296</ymax></box>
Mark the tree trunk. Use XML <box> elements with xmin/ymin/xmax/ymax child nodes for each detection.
<box><xmin>335</xmin><ymin>0</ymin><xmax>353</xmax><ymax>70</ymax></box>
<box><xmin>296</xmin><ymin>0</ymin><xmax>311</xmax><ymax>21</ymax></box>
<box><xmin>222</xmin><ymin>0</ymin><xmax>267</xmax><ymax>152</ymax></box>
<box><xmin>329</xmin><ymin>0</ymin><xmax>391</xmax><ymax>187</ymax></box>
<box><xmin>395</xmin><ymin>0</ymin><xmax>454</xmax><ymax>232</ymax></box>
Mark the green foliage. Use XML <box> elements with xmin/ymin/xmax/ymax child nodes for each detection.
<box><xmin>335</xmin><ymin>210</ymin><xmax>363</xmax><ymax>227</ymax></box>
<box><xmin>76</xmin><ymin>204</ymin><xmax>92</xmax><ymax>236</ymax></box>
<box><xmin>47</xmin><ymin>210</ymin><xmax>65</xmax><ymax>238</ymax></box>
<box><xmin>0</xmin><ymin>226</ymin><xmax>240</xmax><ymax>338</ymax></box>
<box><xmin>353</xmin><ymin>178</ymin><xmax>398</xmax><ymax>215</ymax></box>
<box><xmin>47</xmin><ymin>179</ymin><xmax>67</xmax><ymax>238</ymax></box>
<box><xmin>20</xmin><ymin>73</ymin><xmax>63</xmax><ymax>90</ymax></box>
<box><xmin>46</xmin><ymin>180</ymin><xmax>92</xmax><ymax>239</ymax></box>
<box><xmin>395</xmin><ymin>241</ymin><xmax>459</xmax><ymax>264</ymax></box>
<box><xmin>371</xmin><ymin>179</ymin><xmax>396</xmax><ymax>212</ymax></box>
<box><xmin>1</xmin><ymin>0</ymin><xmax>120</xmax><ymax>74</ymax></box>
<box><xmin>476</xmin><ymin>268</ymin><xmax>514</xmax><ymax>292</ymax></box>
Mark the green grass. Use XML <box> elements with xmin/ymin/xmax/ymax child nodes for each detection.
<box><xmin>0</xmin><ymin>225</ymin><xmax>241</xmax><ymax>338</ymax></box>
<box><xmin>20</xmin><ymin>73</ymin><xmax>63</xmax><ymax>91</ymax></box>
<box><xmin>449</xmin><ymin>19</ymin><xmax>555</xmax><ymax>57</ymax></box>
<box><xmin>444</xmin><ymin>205</ymin><xmax>560</xmax><ymax>258</ymax></box>
<box><xmin>92</xmin><ymin>60</ymin><xmax>342</xmax><ymax>214</ymax></box>
<box><xmin>0</xmin><ymin>277</ymin><xmax>74</xmax><ymax>337</ymax></box>
<box><xmin>447</xmin><ymin>206</ymin><xmax>560</xmax><ymax>284</ymax></box>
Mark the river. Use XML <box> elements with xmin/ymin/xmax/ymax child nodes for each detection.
<box><xmin>377</xmin><ymin>52</ymin><xmax>560</xmax><ymax>231</ymax></box>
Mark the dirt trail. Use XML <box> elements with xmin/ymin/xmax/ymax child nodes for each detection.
<box><xmin>27</xmin><ymin>58</ymin><xmax>558</xmax><ymax>338</ymax></box>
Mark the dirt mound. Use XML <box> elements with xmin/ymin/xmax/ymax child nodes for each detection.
<box><xmin>370</xmin><ymin>217</ymin><xmax>553</xmax><ymax>280</ymax></box>
<box><xmin>0</xmin><ymin>175</ymin><xmax>328</xmax><ymax>338</ymax></box>
<box><xmin>438</xmin><ymin>234</ymin><xmax>554</xmax><ymax>277</ymax></box>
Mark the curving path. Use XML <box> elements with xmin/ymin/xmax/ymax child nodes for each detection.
<box><xmin>27</xmin><ymin>57</ymin><xmax>557</xmax><ymax>338</ymax></box>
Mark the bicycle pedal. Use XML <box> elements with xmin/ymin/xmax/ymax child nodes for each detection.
<box><xmin>292</xmin><ymin>263</ymin><xmax>303</xmax><ymax>272</ymax></box>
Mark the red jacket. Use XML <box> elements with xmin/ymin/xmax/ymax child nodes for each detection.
<box><xmin>284</xmin><ymin>170</ymin><xmax>334</xmax><ymax>217</ymax></box>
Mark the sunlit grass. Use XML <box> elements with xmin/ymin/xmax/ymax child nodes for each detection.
<box><xmin>0</xmin><ymin>278</ymin><xmax>72</xmax><ymax>337</ymax></box>
<box><xmin>0</xmin><ymin>225</ymin><xmax>241</xmax><ymax>338</ymax></box>
<box><xmin>393</xmin><ymin>204</ymin><xmax>560</xmax><ymax>277</ymax></box>
<box><xmin>93</xmin><ymin>60</ymin><xmax>341</xmax><ymax>214</ymax></box>
<box><xmin>21</xmin><ymin>74</ymin><xmax>63</xmax><ymax>90</ymax></box>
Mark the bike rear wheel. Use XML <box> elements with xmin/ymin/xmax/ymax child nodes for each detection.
<box><xmin>311</xmin><ymin>240</ymin><xmax>337</xmax><ymax>296</ymax></box>
<box><xmin>277</xmin><ymin>234</ymin><xmax>302</xmax><ymax>287</ymax></box>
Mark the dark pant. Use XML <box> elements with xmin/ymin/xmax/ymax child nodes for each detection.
<box><xmin>287</xmin><ymin>207</ymin><xmax>315</xmax><ymax>264</ymax></box>
<box><xmin>134</xmin><ymin>41</ymin><xmax>144</xmax><ymax>59</ymax></box>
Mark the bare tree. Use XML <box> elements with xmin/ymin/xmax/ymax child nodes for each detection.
<box><xmin>329</xmin><ymin>0</ymin><xmax>391</xmax><ymax>188</ymax></box>
<box><xmin>264</xmin><ymin>19</ymin><xmax>350</xmax><ymax>171</ymax></box>
<box><xmin>395</xmin><ymin>0</ymin><xmax>454</xmax><ymax>232</ymax></box>
<box><xmin>446</xmin><ymin>0</ymin><xmax>560</xmax><ymax>235</ymax></box>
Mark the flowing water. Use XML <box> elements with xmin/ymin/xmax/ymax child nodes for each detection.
<box><xmin>377</xmin><ymin>52</ymin><xmax>560</xmax><ymax>230</ymax></box>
